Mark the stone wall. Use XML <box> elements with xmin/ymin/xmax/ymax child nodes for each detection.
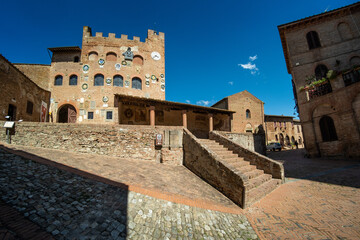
<box><xmin>210</xmin><ymin>131</ymin><xmax>284</xmax><ymax>180</ymax></box>
<box><xmin>0</xmin><ymin>55</ymin><xmax>51</xmax><ymax>122</ymax></box>
<box><xmin>215</xmin><ymin>131</ymin><xmax>266</xmax><ymax>155</ymax></box>
<box><xmin>183</xmin><ymin>129</ymin><xmax>246</xmax><ymax>207</ymax></box>
<box><xmin>0</xmin><ymin>121</ymin><xmax>183</xmax><ymax>164</ymax></box>
<box><xmin>14</xmin><ymin>64</ymin><xmax>50</xmax><ymax>91</ymax></box>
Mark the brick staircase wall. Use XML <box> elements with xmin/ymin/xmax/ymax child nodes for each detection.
<box><xmin>183</xmin><ymin>129</ymin><xmax>246</xmax><ymax>207</ymax></box>
<box><xmin>210</xmin><ymin>131</ymin><xmax>284</xmax><ymax>180</ymax></box>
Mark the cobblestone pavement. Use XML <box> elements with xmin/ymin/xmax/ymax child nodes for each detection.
<box><xmin>245</xmin><ymin>149</ymin><xmax>360</xmax><ymax>240</ymax></box>
<box><xmin>0</xmin><ymin>148</ymin><xmax>258</xmax><ymax>240</ymax></box>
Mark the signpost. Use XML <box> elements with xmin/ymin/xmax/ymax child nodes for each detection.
<box><xmin>3</xmin><ymin>120</ymin><xmax>15</xmax><ymax>144</ymax></box>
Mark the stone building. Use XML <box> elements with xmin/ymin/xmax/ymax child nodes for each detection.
<box><xmin>278</xmin><ymin>2</ymin><xmax>360</xmax><ymax>157</ymax></box>
<box><xmin>0</xmin><ymin>55</ymin><xmax>50</xmax><ymax>122</ymax></box>
<box><xmin>15</xmin><ymin>26</ymin><xmax>165</xmax><ymax>124</ymax></box>
<box><xmin>264</xmin><ymin>115</ymin><xmax>303</xmax><ymax>148</ymax></box>
<box><xmin>212</xmin><ymin>90</ymin><xmax>265</xmax><ymax>133</ymax></box>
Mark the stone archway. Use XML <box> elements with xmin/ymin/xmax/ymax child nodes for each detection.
<box><xmin>279</xmin><ymin>133</ymin><xmax>284</xmax><ymax>147</ymax></box>
<box><xmin>58</xmin><ymin>104</ymin><xmax>77</xmax><ymax>123</ymax></box>
<box><xmin>285</xmin><ymin>135</ymin><xmax>290</xmax><ymax>146</ymax></box>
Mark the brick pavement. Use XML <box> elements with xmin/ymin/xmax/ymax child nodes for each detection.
<box><xmin>245</xmin><ymin>149</ymin><xmax>360</xmax><ymax>240</ymax></box>
<box><xmin>1</xmin><ymin>143</ymin><xmax>359</xmax><ymax>239</ymax></box>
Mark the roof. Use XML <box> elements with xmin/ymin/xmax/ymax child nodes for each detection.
<box><xmin>278</xmin><ymin>2</ymin><xmax>360</xmax><ymax>73</ymax></box>
<box><xmin>48</xmin><ymin>46</ymin><xmax>81</xmax><ymax>52</ymax></box>
<box><xmin>265</xmin><ymin>114</ymin><xmax>294</xmax><ymax>119</ymax></box>
<box><xmin>212</xmin><ymin>90</ymin><xmax>264</xmax><ymax>108</ymax></box>
<box><xmin>115</xmin><ymin>94</ymin><xmax>235</xmax><ymax>114</ymax></box>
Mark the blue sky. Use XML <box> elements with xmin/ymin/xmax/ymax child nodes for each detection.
<box><xmin>1</xmin><ymin>0</ymin><xmax>358</xmax><ymax>117</ymax></box>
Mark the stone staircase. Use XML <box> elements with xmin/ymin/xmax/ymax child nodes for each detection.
<box><xmin>197</xmin><ymin>138</ymin><xmax>282</xmax><ymax>207</ymax></box>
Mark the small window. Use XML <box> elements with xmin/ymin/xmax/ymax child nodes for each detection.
<box><xmin>315</xmin><ymin>64</ymin><xmax>328</xmax><ymax>80</ymax></box>
<box><xmin>275</xmin><ymin>135</ymin><xmax>278</xmax><ymax>141</ymax></box>
<box><xmin>89</xmin><ymin>51</ymin><xmax>98</xmax><ymax>61</ymax></box>
<box><xmin>133</xmin><ymin>55</ymin><xmax>144</xmax><ymax>65</ymax></box>
<box><xmin>94</xmin><ymin>74</ymin><xmax>104</xmax><ymax>86</ymax></box>
<box><xmin>69</xmin><ymin>75</ymin><xmax>78</xmax><ymax>86</ymax></box>
<box><xmin>106</xmin><ymin>52</ymin><xmax>117</xmax><ymax>61</ymax></box>
<box><xmin>113</xmin><ymin>75</ymin><xmax>123</xmax><ymax>87</ymax></box>
<box><xmin>54</xmin><ymin>75</ymin><xmax>63</xmax><ymax>86</ymax></box>
<box><xmin>88</xmin><ymin>112</ymin><xmax>94</xmax><ymax>119</ymax></box>
<box><xmin>246</xmin><ymin>109</ymin><xmax>251</xmax><ymax>119</ymax></box>
<box><xmin>74</xmin><ymin>56</ymin><xmax>80</xmax><ymax>62</ymax></box>
<box><xmin>297</xmin><ymin>125</ymin><xmax>300</xmax><ymax>133</ymax></box>
<box><xmin>306</xmin><ymin>31</ymin><xmax>321</xmax><ymax>49</ymax></box>
<box><xmin>132</xmin><ymin>77</ymin><xmax>142</xmax><ymax>90</ymax></box>
<box><xmin>26</xmin><ymin>101</ymin><xmax>33</xmax><ymax>115</ymax></box>
<box><xmin>319</xmin><ymin>116</ymin><xmax>338</xmax><ymax>142</ymax></box>
<box><xmin>283</xmin><ymin>122</ymin><xmax>286</xmax><ymax>128</ymax></box>
<box><xmin>106</xmin><ymin>111</ymin><xmax>113</xmax><ymax>120</ymax></box>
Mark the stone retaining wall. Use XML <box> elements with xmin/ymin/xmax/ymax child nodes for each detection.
<box><xmin>210</xmin><ymin>131</ymin><xmax>284</xmax><ymax>181</ymax></box>
<box><xmin>183</xmin><ymin>129</ymin><xmax>245</xmax><ymax>207</ymax></box>
<box><xmin>0</xmin><ymin>121</ymin><xmax>183</xmax><ymax>164</ymax></box>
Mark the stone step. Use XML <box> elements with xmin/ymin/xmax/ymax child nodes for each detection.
<box><xmin>243</xmin><ymin>169</ymin><xmax>264</xmax><ymax>179</ymax></box>
<box><xmin>245</xmin><ymin>174</ymin><xmax>272</xmax><ymax>190</ymax></box>
<box><xmin>234</xmin><ymin>165</ymin><xmax>257</xmax><ymax>174</ymax></box>
<box><xmin>215</xmin><ymin>152</ymin><xmax>239</xmax><ymax>159</ymax></box>
<box><xmin>226</xmin><ymin>160</ymin><xmax>250</xmax><ymax>169</ymax></box>
<box><xmin>245</xmin><ymin>179</ymin><xmax>281</xmax><ymax>207</ymax></box>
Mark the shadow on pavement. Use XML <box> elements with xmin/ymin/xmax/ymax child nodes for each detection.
<box><xmin>267</xmin><ymin>148</ymin><xmax>360</xmax><ymax>188</ymax></box>
<box><xmin>0</xmin><ymin>145</ymin><xmax>129</xmax><ymax>239</ymax></box>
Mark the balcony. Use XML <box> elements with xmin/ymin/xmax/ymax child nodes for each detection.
<box><xmin>308</xmin><ymin>81</ymin><xmax>332</xmax><ymax>100</ymax></box>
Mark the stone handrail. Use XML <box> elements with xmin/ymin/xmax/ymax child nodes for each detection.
<box><xmin>210</xmin><ymin>131</ymin><xmax>284</xmax><ymax>182</ymax></box>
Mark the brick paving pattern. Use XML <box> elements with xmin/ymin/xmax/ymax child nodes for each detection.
<box><xmin>0</xmin><ymin>147</ymin><xmax>257</xmax><ymax>239</ymax></box>
<box><xmin>0</xmin><ymin>143</ymin><xmax>359</xmax><ymax>239</ymax></box>
<box><xmin>245</xmin><ymin>149</ymin><xmax>360</xmax><ymax>240</ymax></box>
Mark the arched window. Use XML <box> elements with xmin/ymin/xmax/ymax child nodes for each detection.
<box><xmin>133</xmin><ymin>55</ymin><xmax>144</xmax><ymax>65</ymax></box>
<box><xmin>106</xmin><ymin>52</ymin><xmax>117</xmax><ymax>61</ymax></box>
<box><xmin>54</xmin><ymin>75</ymin><xmax>63</xmax><ymax>86</ymax></box>
<box><xmin>338</xmin><ymin>22</ymin><xmax>352</xmax><ymax>40</ymax></box>
<box><xmin>319</xmin><ymin>116</ymin><xmax>338</xmax><ymax>142</ymax></box>
<box><xmin>113</xmin><ymin>75</ymin><xmax>123</xmax><ymax>87</ymax></box>
<box><xmin>94</xmin><ymin>74</ymin><xmax>104</xmax><ymax>86</ymax></box>
<box><xmin>246</xmin><ymin>109</ymin><xmax>251</xmax><ymax>119</ymax></box>
<box><xmin>132</xmin><ymin>77</ymin><xmax>142</xmax><ymax>90</ymax></box>
<box><xmin>275</xmin><ymin>135</ymin><xmax>278</xmax><ymax>141</ymax></box>
<box><xmin>69</xmin><ymin>75</ymin><xmax>78</xmax><ymax>86</ymax></box>
<box><xmin>306</xmin><ymin>31</ymin><xmax>321</xmax><ymax>50</ymax></box>
<box><xmin>88</xmin><ymin>51</ymin><xmax>98</xmax><ymax>61</ymax></box>
<box><xmin>74</xmin><ymin>56</ymin><xmax>79</xmax><ymax>62</ymax></box>
<box><xmin>315</xmin><ymin>64</ymin><xmax>328</xmax><ymax>80</ymax></box>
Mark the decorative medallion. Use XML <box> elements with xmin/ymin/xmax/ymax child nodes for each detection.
<box><xmin>106</xmin><ymin>78</ymin><xmax>112</xmax><ymax>85</ymax></box>
<box><xmin>124</xmin><ymin>108</ymin><xmax>133</xmax><ymax>118</ymax></box>
<box><xmin>125</xmin><ymin>80</ymin><xmax>130</xmax><ymax>87</ymax></box>
<box><xmin>83</xmin><ymin>65</ymin><xmax>90</xmax><ymax>73</ymax></box>
<box><xmin>98</xmin><ymin>59</ymin><xmax>105</xmax><ymax>65</ymax></box>
<box><xmin>161</xmin><ymin>79</ymin><xmax>165</xmax><ymax>83</ymax></box>
<box><xmin>145</xmin><ymin>80</ymin><xmax>150</xmax><ymax>87</ymax></box>
<box><xmin>161</xmin><ymin>84</ymin><xmax>165</xmax><ymax>91</ymax></box>
<box><xmin>151</xmin><ymin>51</ymin><xmax>161</xmax><ymax>61</ymax></box>
<box><xmin>84</xmin><ymin>76</ymin><xmax>89</xmax><ymax>81</ymax></box>
<box><xmin>151</xmin><ymin>75</ymin><xmax>157</xmax><ymax>83</ymax></box>
<box><xmin>122</xmin><ymin>47</ymin><xmax>134</xmax><ymax>61</ymax></box>
<box><xmin>115</xmin><ymin>63</ymin><xmax>121</xmax><ymax>70</ymax></box>
<box><xmin>160</xmin><ymin>73</ymin><xmax>165</xmax><ymax>78</ymax></box>
<box><xmin>81</xmin><ymin>83</ymin><xmax>89</xmax><ymax>90</ymax></box>
<box><xmin>145</xmin><ymin>73</ymin><xmax>150</xmax><ymax>79</ymax></box>
<box><xmin>102</xmin><ymin>96</ymin><xmax>109</xmax><ymax>103</ymax></box>
<box><xmin>121</xmin><ymin>60</ymin><xmax>127</xmax><ymax>66</ymax></box>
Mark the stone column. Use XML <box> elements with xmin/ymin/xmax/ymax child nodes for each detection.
<box><xmin>182</xmin><ymin>110</ymin><xmax>187</xmax><ymax>128</ymax></box>
<box><xmin>150</xmin><ymin>106</ymin><xmax>155</xmax><ymax>126</ymax></box>
<box><xmin>209</xmin><ymin>114</ymin><xmax>213</xmax><ymax>132</ymax></box>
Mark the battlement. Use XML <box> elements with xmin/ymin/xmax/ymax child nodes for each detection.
<box><xmin>82</xmin><ymin>26</ymin><xmax>164</xmax><ymax>43</ymax></box>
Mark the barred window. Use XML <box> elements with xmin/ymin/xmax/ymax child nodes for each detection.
<box><xmin>132</xmin><ymin>77</ymin><xmax>142</xmax><ymax>90</ymax></box>
<box><xmin>113</xmin><ymin>75</ymin><xmax>123</xmax><ymax>87</ymax></box>
<box><xmin>94</xmin><ymin>74</ymin><xmax>104</xmax><ymax>86</ymax></box>
<box><xmin>306</xmin><ymin>31</ymin><xmax>321</xmax><ymax>49</ymax></box>
<box><xmin>69</xmin><ymin>75</ymin><xmax>78</xmax><ymax>86</ymax></box>
<box><xmin>54</xmin><ymin>75</ymin><xmax>63</xmax><ymax>86</ymax></box>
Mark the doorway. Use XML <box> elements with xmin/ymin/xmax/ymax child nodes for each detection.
<box><xmin>7</xmin><ymin>104</ymin><xmax>17</xmax><ymax>121</ymax></box>
<box><xmin>58</xmin><ymin>104</ymin><xmax>77</xmax><ymax>123</ymax></box>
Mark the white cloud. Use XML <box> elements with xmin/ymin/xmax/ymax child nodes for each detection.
<box><xmin>249</xmin><ymin>55</ymin><xmax>257</xmax><ymax>61</ymax></box>
<box><xmin>196</xmin><ymin>100</ymin><xmax>211</xmax><ymax>106</ymax></box>
<box><xmin>228</xmin><ymin>81</ymin><xmax>234</xmax><ymax>85</ymax></box>
<box><xmin>185</xmin><ymin>100</ymin><xmax>191</xmax><ymax>104</ymax></box>
<box><xmin>239</xmin><ymin>55</ymin><xmax>259</xmax><ymax>75</ymax></box>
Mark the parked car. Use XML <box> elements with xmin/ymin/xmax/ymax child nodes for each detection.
<box><xmin>266</xmin><ymin>142</ymin><xmax>282</xmax><ymax>151</ymax></box>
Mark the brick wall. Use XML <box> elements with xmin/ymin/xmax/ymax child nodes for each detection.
<box><xmin>215</xmin><ymin>131</ymin><xmax>266</xmax><ymax>155</ymax></box>
<box><xmin>14</xmin><ymin>64</ymin><xmax>50</xmax><ymax>91</ymax></box>
<box><xmin>210</xmin><ymin>131</ymin><xmax>284</xmax><ymax>180</ymax></box>
<box><xmin>0</xmin><ymin>121</ymin><xmax>183</xmax><ymax>164</ymax></box>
